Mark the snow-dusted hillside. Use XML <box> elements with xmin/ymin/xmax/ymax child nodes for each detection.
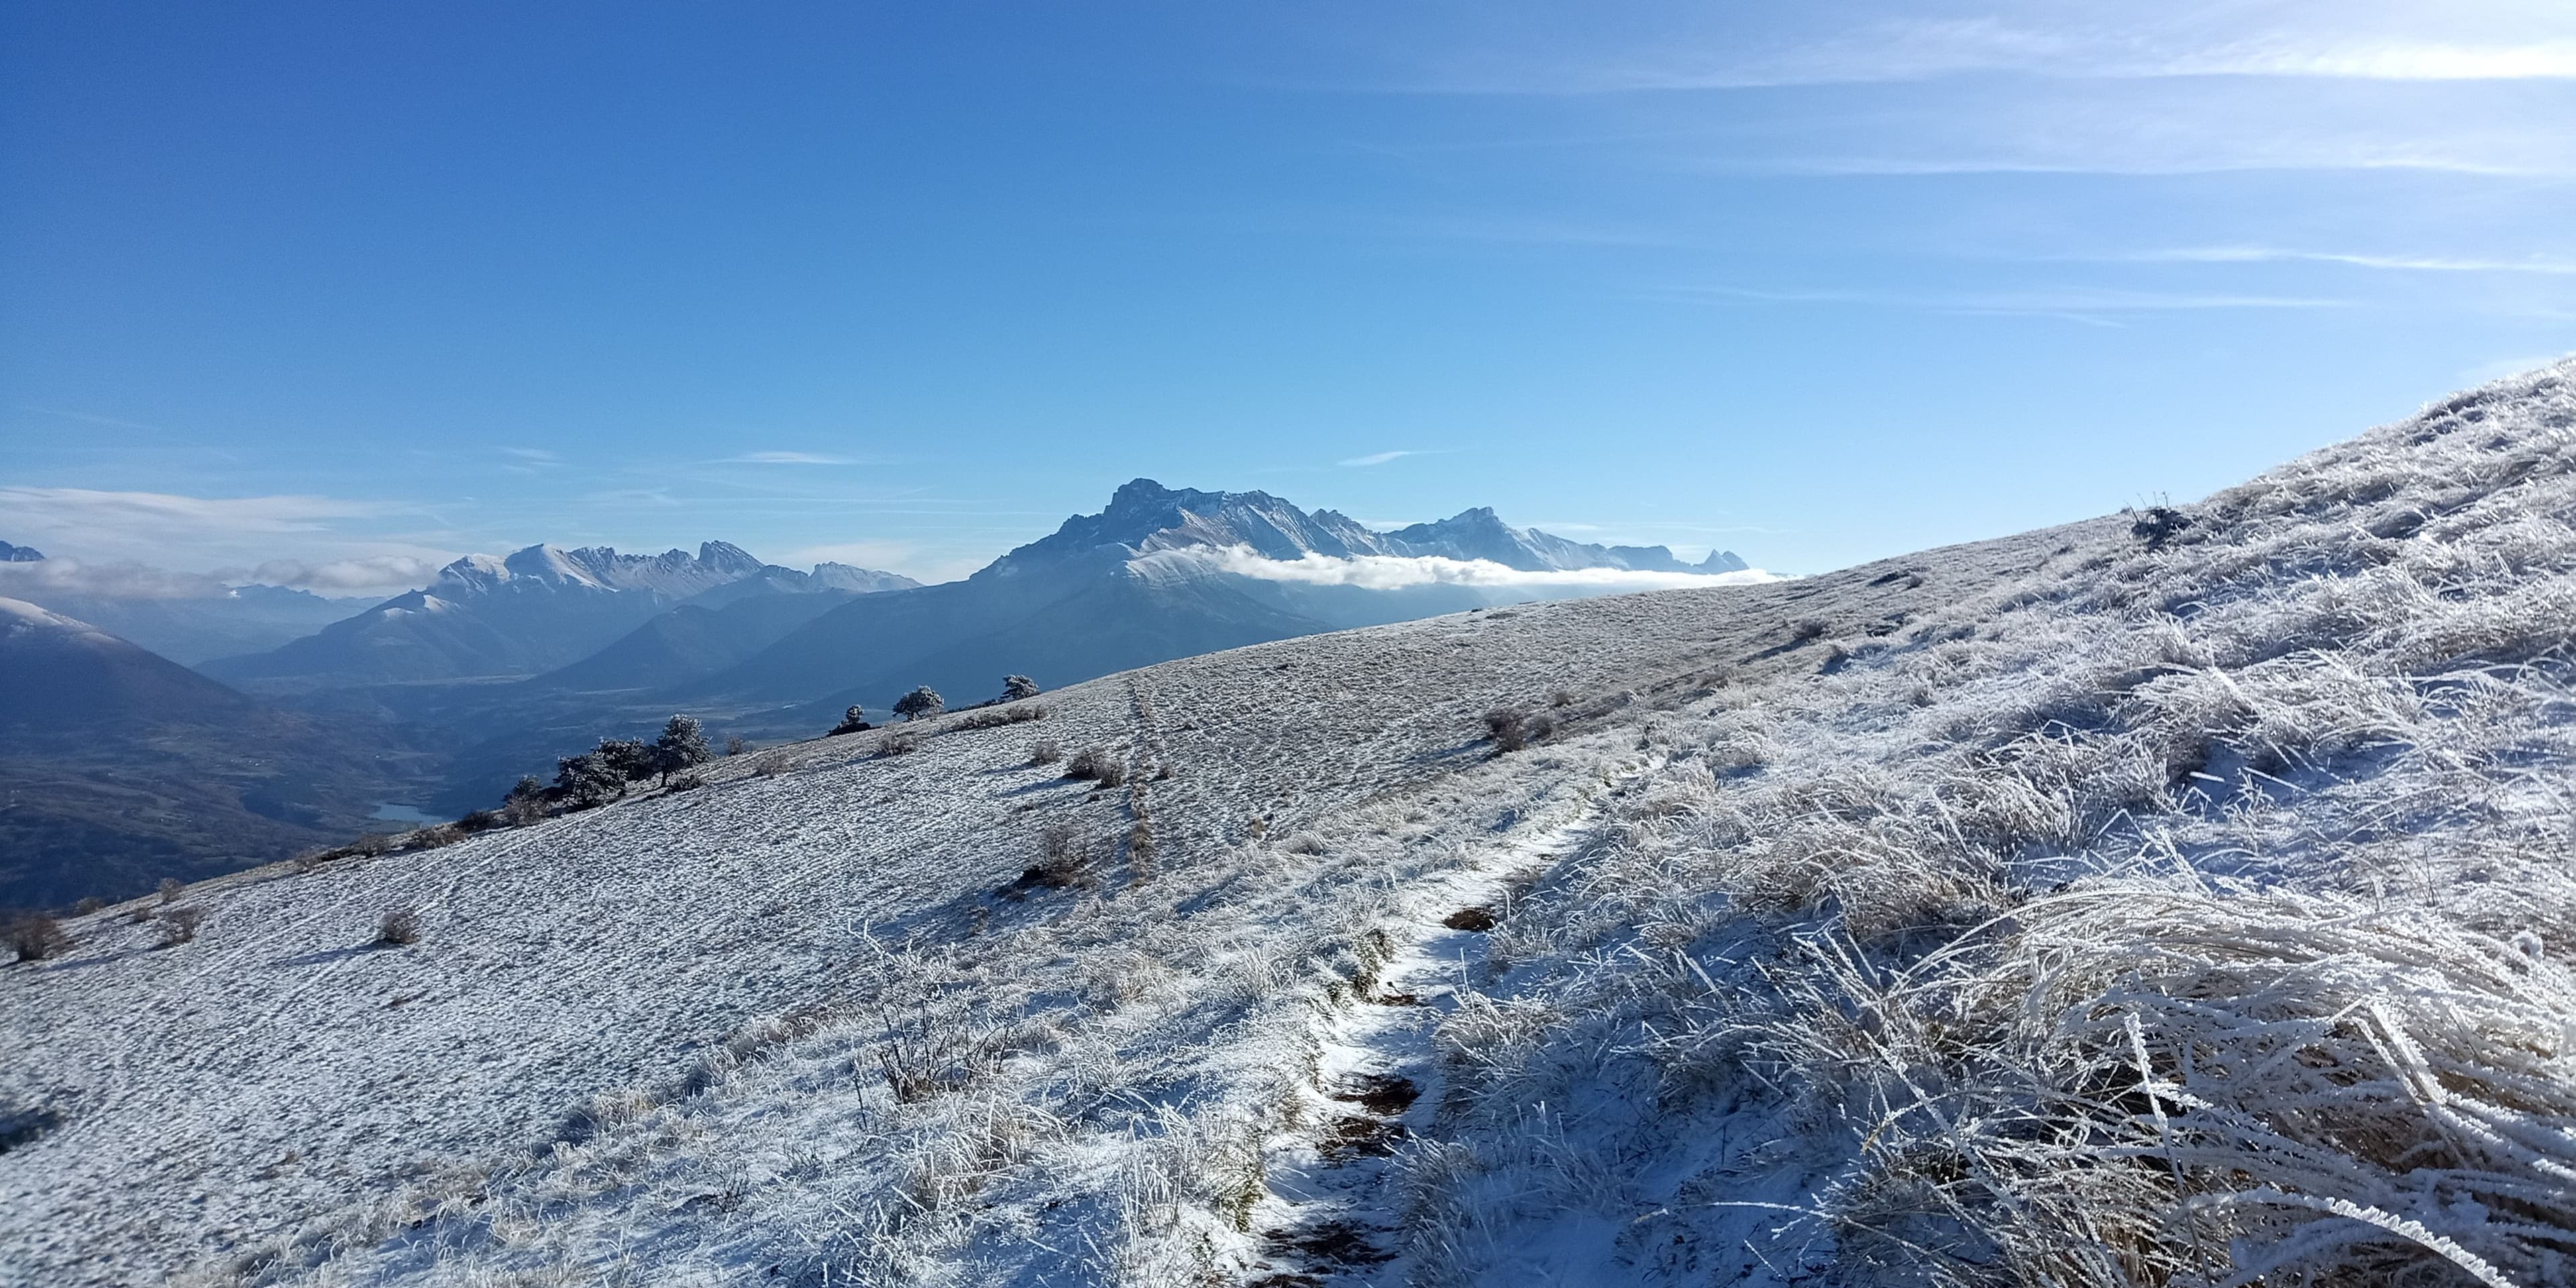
<box><xmin>7</xmin><ymin>362</ymin><xmax>2575</xmax><ymax>1288</ymax></box>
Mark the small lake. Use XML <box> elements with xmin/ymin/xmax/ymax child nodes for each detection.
<box><xmin>369</xmin><ymin>802</ymin><xmax>442</xmax><ymax>825</ymax></box>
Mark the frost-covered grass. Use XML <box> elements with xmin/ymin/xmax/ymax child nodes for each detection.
<box><xmin>1405</xmin><ymin>360</ymin><xmax>2576</xmax><ymax>1287</ymax></box>
<box><xmin>7</xmin><ymin>362</ymin><xmax>2573</xmax><ymax>1288</ymax></box>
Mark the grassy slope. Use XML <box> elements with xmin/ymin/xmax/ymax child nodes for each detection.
<box><xmin>5</xmin><ymin>361</ymin><xmax>2573</xmax><ymax>1288</ymax></box>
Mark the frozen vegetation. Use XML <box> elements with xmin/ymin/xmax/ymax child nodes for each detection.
<box><xmin>6</xmin><ymin>361</ymin><xmax>2576</xmax><ymax>1286</ymax></box>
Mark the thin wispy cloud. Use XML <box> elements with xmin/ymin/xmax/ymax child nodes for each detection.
<box><xmin>247</xmin><ymin>555</ymin><xmax>448</xmax><ymax>593</ymax></box>
<box><xmin>1339</xmin><ymin>449</ymin><xmax>1440</xmax><ymax>467</ymax></box>
<box><xmin>2128</xmin><ymin>247</ymin><xmax>2576</xmax><ymax>275</ymax></box>
<box><xmin>709</xmin><ymin>450</ymin><xmax>861</xmax><ymax>466</ymax></box>
<box><xmin>1367</xmin><ymin>13</ymin><xmax>2576</xmax><ymax>95</ymax></box>
<box><xmin>0</xmin><ymin>487</ymin><xmax>388</xmax><ymax>536</ymax></box>
<box><xmin>1668</xmin><ymin>284</ymin><xmax>2347</xmax><ymax>317</ymax></box>
<box><xmin>14</xmin><ymin>406</ymin><xmax>180</xmax><ymax>435</ymax></box>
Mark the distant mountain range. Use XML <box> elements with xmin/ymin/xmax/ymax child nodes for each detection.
<box><xmin>1</xmin><ymin>486</ymin><xmax>1756</xmax><ymax>895</ymax></box>
<box><xmin>670</xmin><ymin>480</ymin><xmax>1750</xmax><ymax>724</ymax></box>
<box><xmin>201</xmin><ymin>543</ymin><xmax>918</xmax><ymax>688</ymax></box>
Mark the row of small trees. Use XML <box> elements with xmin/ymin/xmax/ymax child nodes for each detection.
<box><xmin>523</xmin><ymin>714</ymin><xmax>714</xmax><ymax>812</ymax></box>
<box><xmin>829</xmin><ymin>676</ymin><xmax>1040</xmax><ymax>737</ymax></box>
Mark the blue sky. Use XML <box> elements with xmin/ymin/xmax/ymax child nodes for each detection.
<box><xmin>3</xmin><ymin>1</ymin><xmax>2573</xmax><ymax>590</ymax></box>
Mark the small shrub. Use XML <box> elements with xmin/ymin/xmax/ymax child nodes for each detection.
<box><xmin>72</xmin><ymin>896</ymin><xmax>106</xmax><ymax>916</ymax></box>
<box><xmin>1550</xmin><ymin>690</ymin><xmax>1576</xmax><ymax>708</ymax></box>
<box><xmin>405</xmin><ymin>823</ymin><xmax>464</xmax><ymax>851</ymax></box>
<box><xmin>156</xmin><ymin>906</ymin><xmax>204</xmax><ymax>947</ymax></box>
<box><xmin>666</xmin><ymin>771</ymin><xmax>705</xmax><ymax>792</ymax></box>
<box><xmin>1126</xmin><ymin>820</ymin><xmax>1157</xmax><ymax>881</ymax></box>
<box><xmin>893</xmin><ymin>686</ymin><xmax>945</xmax><ymax>722</ymax></box>
<box><xmin>157</xmin><ymin>877</ymin><xmax>183</xmax><ymax>905</ymax></box>
<box><xmin>1016</xmin><ymin>823</ymin><xmax>1094</xmax><ymax>890</ymax></box>
<box><xmin>877</xmin><ymin>727</ymin><xmax>921</xmax><ymax>757</ymax></box>
<box><xmin>3</xmin><ymin>914</ymin><xmax>72</xmax><ymax>963</ymax></box>
<box><xmin>1064</xmin><ymin>745</ymin><xmax>1120</xmax><ymax>782</ymax></box>
<box><xmin>1483</xmin><ymin>706</ymin><xmax>1528</xmax><ymax>753</ymax></box>
<box><xmin>951</xmin><ymin>704</ymin><xmax>1049</xmax><ymax>731</ymax></box>
<box><xmin>724</xmin><ymin>734</ymin><xmax>752</xmax><ymax>757</ymax></box>
<box><xmin>501</xmin><ymin>775</ymin><xmax>548</xmax><ymax>825</ymax></box>
<box><xmin>2133</xmin><ymin>504</ymin><xmax>2194</xmax><ymax>551</ymax></box>
<box><xmin>1791</xmin><ymin>617</ymin><xmax>1831</xmax><ymax>642</ymax></box>
<box><xmin>346</xmin><ymin>833</ymin><xmax>396</xmax><ymax>858</ymax></box>
<box><xmin>454</xmin><ymin>809</ymin><xmax>502</xmax><ymax>834</ymax></box>
<box><xmin>376</xmin><ymin>908</ymin><xmax>421</xmax><ymax>947</ymax></box>
<box><xmin>1030</xmin><ymin>737</ymin><xmax>1063</xmax><ymax>765</ymax></box>
<box><xmin>1522</xmin><ymin>712</ymin><xmax>1558</xmax><ymax>743</ymax></box>
<box><xmin>829</xmin><ymin>706</ymin><xmax>872</xmax><ymax>737</ymax></box>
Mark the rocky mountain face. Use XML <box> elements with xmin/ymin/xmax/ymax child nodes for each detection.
<box><xmin>0</xmin><ymin>539</ymin><xmax>43</xmax><ymax>562</ymax></box>
<box><xmin>678</xmin><ymin>480</ymin><xmax>1752</xmax><ymax>723</ymax></box>
<box><xmin>982</xmin><ymin>479</ymin><xmax>1744</xmax><ymax>576</ymax></box>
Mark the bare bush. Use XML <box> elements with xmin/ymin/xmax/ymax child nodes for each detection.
<box><xmin>155</xmin><ymin>906</ymin><xmax>203</xmax><ymax>947</ymax></box>
<box><xmin>666</xmin><ymin>771</ymin><xmax>705</xmax><ymax>792</ymax></box>
<box><xmin>1483</xmin><ymin>706</ymin><xmax>1528</xmax><ymax>753</ymax></box>
<box><xmin>376</xmin><ymin>908</ymin><xmax>421</xmax><ymax>947</ymax></box>
<box><xmin>1064</xmin><ymin>746</ymin><xmax>1123</xmax><ymax>785</ymax></box>
<box><xmin>1029</xmin><ymin>737</ymin><xmax>1063</xmax><ymax>765</ymax></box>
<box><xmin>877</xmin><ymin>727</ymin><xmax>921</xmax><ymax>757</ymax></box>
<box><xmin>2133</xmin><ymin>504</ymin><xmax>2194</xmax><ymax>551</ymax></box>
<box><xmin>405</xmin><ymin>823</ymin><xmax>464</xmax><ymax>851</ymax></box>
<box><xmin>1790</xmin><ymin>616</ymin><xmax>1831</xmax><ymax>641</ymax></box>
<box><xmin>72</xmin><ymin>896</ymin><xmax>105</xmax><ymax>916</ymax></box>
<box><xmin>724</xmin><ymin>734</ymin><xmax>752</xmax><ymax>757</ymax></box>
<box><xmin>951</xmin><ymin>704</ymin><xmax>1049</xmax><ymax>731</ymax></box>
<box><xmin>1015</xmin><ymin>823</ymin><xmax>1095</xmax><ymax>891</ymax></box>
<box><xmin>156</xmin><ymin>877</ymin><xmax>182</xmax><ymax>905</ymax></box>
<box><xmin>3</xmin><ymin>914</ymin><xmax>72</xmax><ymax>963</ymax></box>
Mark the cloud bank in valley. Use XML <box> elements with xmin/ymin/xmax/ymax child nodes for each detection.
<box><xmin>0</xmin><ymin>553</ymin><xmax>442</xmax><ymax>601</ymax></box>
<box><xmin>1141</xmin><ymin>544</ymin><xmax>1779</xmax><ymax>591</ymax></box>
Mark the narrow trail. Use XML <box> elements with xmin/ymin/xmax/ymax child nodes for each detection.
<box><xmin>1240</xmin><ymin>763</ymin><xmax>1648</xmax><ymax>1287</ymax></box>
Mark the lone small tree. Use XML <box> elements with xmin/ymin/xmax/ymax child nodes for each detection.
<box><xmin>502</xmin><ymin>775</ymin><xmax>548</xmax><ymax>825</ymax></box>
<box><xmin>1002</xmin><ymin>674</ymin><xmax>1041</xmax><ymax>702</ymax></box>
<box><xmin>594</xmin><ymin>738</ymin><xmax>655</xmax><ymax>783</ymax></box>
<box><xmin>554</xmin><ymin>752</ymin><xmax>625</xmax><ymax>810</ymax></box>
<box><xmin>894</xmin><ymin>686</ymin><xmax>945</xmax><ymax>722</ymax></box>
<box><xmin>829</xmin><ymin>705</ymin><xmax>871</xmax><ymax>736</ymax></box>
<box><xmin>651</xmin><ymin>714</ymin><xmax>712</xmax><ymax>785</ymax></box>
